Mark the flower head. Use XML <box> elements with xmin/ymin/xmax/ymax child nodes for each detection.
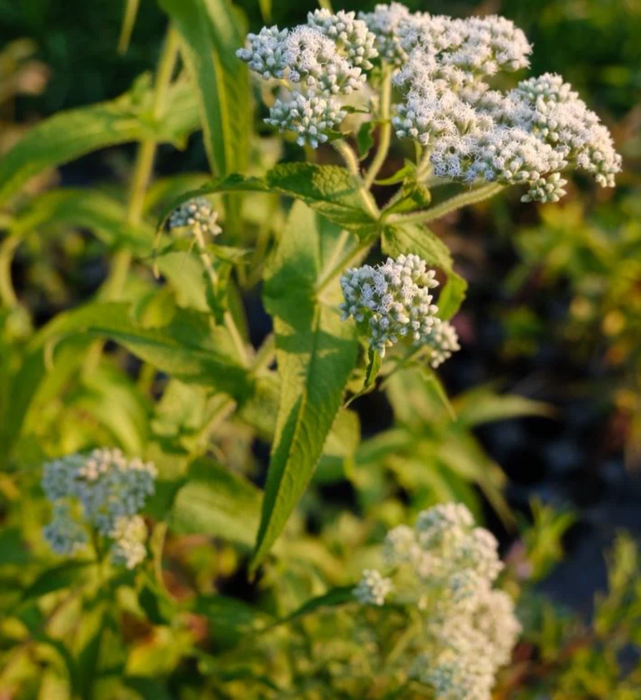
<box><xmin>43</xmin><ymin>502</ymin><xmax>88</xmax><ymax>556</ymax></box>
<box><xmin>387</xmin><ymin>11</ymin><xmax>620</xmax><ymax>200</ymax></box>
<box><xmin>42</xmin><ymin>448</ymin><xmax>156</xmax><ymax>568</ymax></box>
<box><xmin>340</xmin><ymin>253</ymin><xmax>440</xmax><ymax>357</ymax></box>
<box><xmin>238</xmin><ymin>10</ymin><xmax>377</xmax><ymax>147</ymax></box>
<box><xmin>354</xmin><ymin>568</ymin><xmax>393</xmax><ymax>606</ymax></box>
<box><xmin>169</xmin><ymin>197</ymin><xmax>222</xmax><ymax>238</ymax></box>
<box><xmin>307</xmin><ymin>9</ymin><xmax>378</xmax><ymax>70</ymax></box>
<box><xmin>265</xmin><ymin>90</ymin><xmax>346</xmax><ymax>148</ymax></box>
<box><xmin>424</xmin><ymin>319</ymin><xmax>461</xmax><ymax>368</ymax></box>
<box><xmin>356</xmin><ymin>503</ymin><xmax>519</xmax><ymax>700</ymax></box>
<box><xmin>359</xmin><ymin>3</ymin><xmax>413</xmax><ymax>67</ymax></box>
<box><xmin>109</xmin><ymin>515</ymin><xmax>148</xmax><ymax>569</ymax></box>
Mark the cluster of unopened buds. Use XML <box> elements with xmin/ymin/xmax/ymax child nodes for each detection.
<box><xmin>239</xmin><ymin>4</ymin><xmax>620</xmax><ymax>202</ymax></box>
<box><xmin>339</xmin><ymin>253</ymin><xmax>459</xmax><ymax>366</ymax></box>
<box><xmin>168</xmin><ymin>196</ymin><xmax>222</xmax><ymax>238</ymax></box>
<box><xmin>354</xmin><ymin>503</ymin><xmax>521</xmax><ymax>700</ymax></box>
<box><xmin>42</xmin><ymin>448</ymin><xmax>157</xmax><ymax>569</ymax></box>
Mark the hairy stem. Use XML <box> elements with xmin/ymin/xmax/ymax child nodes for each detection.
<box><xmin>363</xmin><ymin>64</ymin><xmax>393</xmax><ymax>189</ymax></box>
<box><xmin>385</xmin><ymin>183</ymin><xmax>504</xmax><ymax>225</ymax></box>
<box><xmin>414</xmin><ymin>148</ymin><xmax>433</xmax><ymax>181</ymax></box>
<box><xmin>333</xmin><ymin>140</ymin><xmax>380</xmax><ymax>220</ymax></box>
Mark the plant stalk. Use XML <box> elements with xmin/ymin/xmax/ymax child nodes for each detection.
<box><xmin>102</xmin><ymin>26</ymin><xmax>180</xmax><ymax>302</ymax></box>
<box><xmin>316</xmin><ymin>237</ymin><xmax>373</xmax><ymax>295</ymax></box>
<box><xmin>363</xmin><ymin>64</ymin><xmax>393</xmax><ymax>189</ymax></box>
<box><xmin>385</xmin><ymin>183</ymin><xmax>504</xmax><ymax>225</ymax></box>
<box><xmin>332</xmin><ymin>140</ymin><xmax>380</xmax><ymax>220</ymax></box>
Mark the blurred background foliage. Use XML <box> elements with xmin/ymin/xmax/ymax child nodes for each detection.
<box><xmin>1</xmin><ymin>0</ymin><xmax>641</xmax><ymax>697</ymax></box>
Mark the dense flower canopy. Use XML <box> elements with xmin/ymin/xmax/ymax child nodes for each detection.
<box><xmin>238</xmin><ymin>4</ymin><xmax>622</xmax><ymax>202</ymax></box>
<box><xmin>355</xmin><ymin>503</ymin><xmax>521</xmax><ymax>700</ymax></box>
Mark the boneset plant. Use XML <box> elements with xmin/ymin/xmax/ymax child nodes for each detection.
<box><xmin>353</xmin><ymin>504</ymin><xmax>521</xmax><ymax>699</ymax></box>
<box><xmin>0</xmin><ymin>1</ymin><xmax>623</xmax><ymax>697</ymax></box>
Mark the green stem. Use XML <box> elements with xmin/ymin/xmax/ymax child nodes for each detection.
<box><xmin>191</xmin><ymin>225</ymin><xmax>250</xmax><ymax>367</ymax></box>
<box><xmin>103</xmin><ymin>27</ymin><xmax>180</xmax><ymax>302</ymax></box>
<box><xmin>332</xmin><ymin>140</ymin><xmax>380</xmax><ymax>220</ymax></box>
<box><xmin>0</xmin><ymin>235</ymin><xmax>20</xmax><ymax>307</ymax></box>
<box><xmin>414</xmin><ymin>148</ymin><xmax>433</xmax><ymax>181</ymax></box>
<box><xmin>385</xmin><ymin>183</ymin><xmax>504</xmax><ymax>225</ymax></box>
<box><xmin>316</xmin><ymin>237</ymin><xmax>373</xmax><ymax>295</ymax></box>
<box><xmin>85</xmin><ymin>28</ymin><xmax>179</xmax><ymax>377</ymax></box>
<box><xmin>363</xmin><ymin>64</ymin><xmax>393</xmax><ymax>190</ymax></box>
<box><xmin>253</xmin><ymin>333</ymin><xmax>276</xmax><ymax>372</ymax></box>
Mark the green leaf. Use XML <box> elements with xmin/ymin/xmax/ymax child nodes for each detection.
<box><xmin>159</xmin><ymin>0</ymin><xmax>249</xmax><ymax>177</ymax></box>
<box><xmin>356</xmin><ymin>121</ymin><xmax>375</xmax><ymax>161</ymax></box>
<box><xmin>118</xmin><ymin>0</ymin><xmax>141</xmax><ymax>54</ymax></box>
<box><xmin>437</xmin><ymin>433</ymin><xmax>512</xmax><ymax>525</ymax></box>
<box><xmin>9</xmin><ymin>188</ymin><xmax>153</xmax><ymax>253</ymax></box>
<box><xmin>345</xmin><ymin>347</ymin><xmax>381</xmax><ymax>408</ymax></box>
<box><xmin>453</xmin><ymin>386</ymin><xmax>554</xmax><ymax>428</ymax></box>
<box><xmin>375</xmin><ymin>160</ymin><xmax>416</xmax><ymax>186</ymax></box>
<box><xmin>0</xmin><ymin>303</ymin><xmax>250</xmax><ymax>466</ymax></box>
<box><xmin>194</xmin><ymin>595</ymin><xmax>271</xmax><ymax>650</ymax></box>
<box><xmin>315</xmin><ymin>408</ymin><xmax>361</xmax><ymax>484</ymax></box>
<box><xmin>251</xmin><ymin>202</ymin><xmax>359</xmax><ymax>571</ymax></box>
<box><xmin>382</xmin><ymin>222</ymin><xmax>467</xmax><ymax>319</ymax></box>
<box><xmin>281</xmin><ymin>586</ymin><xmax>355</xmax><ymax>624</ymax></box>
<box><xmin>160</xmin><ymin>163</ymin><xmax>375</xmax><ymax>231</ymax></box>
<box><xmin>170</xmin><ymin>457</ymin><xmax>262</xmax><ymax>547</ymax></box>
<box><xmin>0</xmin><ymin>79</ymin><xmax>199</xmax><ymax>208</ymax></box>
<box><xmin>384</xmin><ymin>182</ymin><xmax>432</xmax><ymax>215</ymax></box>
<box><xmin>51</xmin><ymin>303</ymin><xmax>251</xmax><ymax>395</ymax></box>
<box><xmin>0</xmin><ymin>527</ymin><xmax>31</xmax><ymax>566</ymax></box>
<box><xmin>155</xmin><ymin>251</ymin><xmax>208</xmax><ymax>311</ymax></box>
<box><xmin>258</xmin><ymin>0</ymin><xmax>271</xmax><ymax>21</ymax></box>
<box><xmin>74</xmin><ymin>603</ymin><xmax>107</xmax><ymax>700</ymax></box>
<box><xmin>70</xmin><ymin>365</ymin><xmax>150</xmax><ymax>455</ymax></box>
<box><xmin>22</xmin><ymin>561</ymin><xmax>96</xmax><ymax>601</ymax></box>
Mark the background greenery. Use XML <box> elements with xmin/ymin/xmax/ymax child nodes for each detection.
<box><xmin>1</xmin><ymin>0</ymin><xmax>640</xmax><ymax>697</ymax></box>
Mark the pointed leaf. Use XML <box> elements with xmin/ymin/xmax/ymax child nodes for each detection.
<box><xmin>251</xmin><ymin>202</ymin><xmax>359</xmax><ymax>571</ymax></box>
<box><xmin>159</xmin><ymin>164</ymin><xmax>374</xmax><ymax>232</ymax></box>
<box><xmin>9</xmin><ymin>188</ymin><xmax>153</xmax><ymax>253</ymax></box>
<box><xmin>281</xmin><ymin>586</ymin><xmax>355</xmax><ymax>624</ymax></box>
<box><xmin>0</xmin><ymin>79</ymin><xmax>199</xmax><ymax>208</ymax></box>
<box><xmin>158</xmin><ymin>0</ymin><xmax>249</xmax><ymax>177</ymax></box>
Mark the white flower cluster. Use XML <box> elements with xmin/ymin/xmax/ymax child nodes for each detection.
<box><xmin>168</xmin><ymin>197</ymin><xmax>222</xmax><ymax>238</ymax></box>
<box><xmin>358</xmin><ymin>503</ymin><xmax>520</xmax><ymax>700</ymax></box>
<box><xmin>109</xmin><ymin>515</ymin><xmax>149</xmax><ymax>570</ymax></box>
<box><xmin>265</xmin><ymin>91</ymin><xmax>346</xmax><ymax>149</ymax></box>
<box><xmin>42</xmin><ymin>448</ymin><xmax>157</xmax><ymax>568</ymax></box>
<box><xmin>365</xmin><ymin>7</ymin><xmax>623</xmax><ymax>201</ymax></box>
<box><xmin>354</xmin><ymin>568</ymin><xmax>394</xmax><ymax>606</ymax></box>
<box><xmin>237</xmin><ymin>11</ymin><xmax>377</xmax><ymax>147</ymax></box>
<box><xmin>358</xmin><ymin>3</ymin><xmax>413</xmax><ymax>67</ymax></box>
<box><xmin>424</xmin><ymin>319</ymin><xmax>461</xmax><ymax>368</ymax></box>
<box><xmin>340</xmin><ymin>254</ymin><xmax>440</xmax><ymax>357</ymax></box>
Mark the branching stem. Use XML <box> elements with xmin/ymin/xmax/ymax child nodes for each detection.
<box><xmin>385</xmin><ymin>183</ymin><xmax>504</xmax><ymax>225</ymax></box>
<box><xmin>332</xmin><ymin>140</ymin><xmax>380</xmax><ymax>220</ymax></box>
